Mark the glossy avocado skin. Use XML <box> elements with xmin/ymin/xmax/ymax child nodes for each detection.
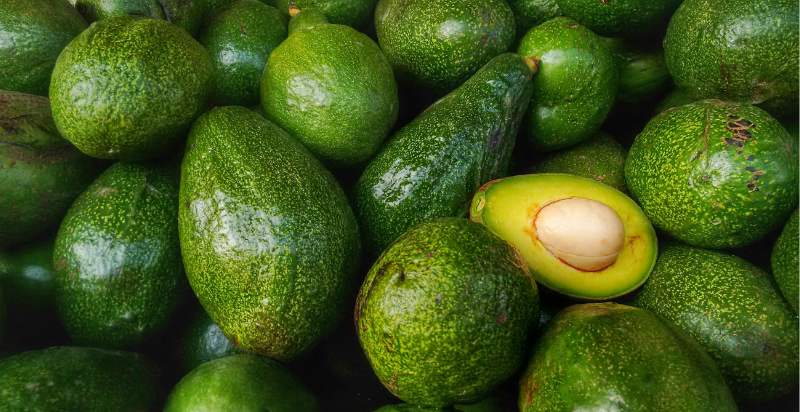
<box><xmin>179</xmin><ymin>107</ymin><xmax>360</xmax><ymax>361</ymax></box>
<box><xmin>356</xmin><ymin>218</ymin><xmax>539</xmax><ymax>407</ymax></box>
<box><xmin>0</xmin><ymin>0</ymin><xmax>87</xmax><ymax>96</ymax></box>
<box><xmin>276</xmin><ymin>0</ymin><xmax>376</xmax><ymax>28</ymax></box>
<box><xmin>50</xmin><ymin>17</ymin><xmax>213</xmax><ymax>160</ymax></box>
<box><xmin>519</xmin><ymin>303</ymin><xmax>737</xmax><ymax>412</ymax></box>
<box><xmin>625</xmin><ymin>100</ymin><xmax>798</xmax><ymax>249</ymax></box>
<box><xmin>375</xmin><ymin>0</ymin><xmax>516</xmax><ymax>93</ymax></box>
<box><xmin>355</xmin><ymin>53</ymin><xmax>533</xmax><ymax>256</ymax></box>
<box><xmin>555</xmin><ymin>0</ymin><xmax>682</xmax><ymax>36</ymax></box>
<box><xmin>664</xmin><ymin>0</ymin><xmax>799</xmax><ymax>117</ymax></box>
<box><xmin>531</xmin><ymin>132</ymin><xmax>627</xmax><ymax>191</ymax></box>
<box><xmin>178</xmin><ymin>308</ymin><xmax>240</xmax><ymax>372</ymax></box>
<box><xmin>73</xmin><ymin>0</ymin><xmax>165</xmax><ymax>21</ymax></box>
<box><xmin>53</xmin><ymin>162</ymin><xmax>185</xmax><ymax>349</ymax></box>
<box><xmin>0</xmin><ymin>239</ymin><xmax>56</xmax><ymax>313</ymax></box>
<box><xmin>518</xmin><ymin>17</ymin><xmax>618</xmax><ymax>151</ymax></box>
<box><xmin>772</xmin><ymin>209</ymin><xmax>798</xmax><ymax>312</ymax></box>
<box><xmin>0</xmin><ymin>346</ymin><xmax>159</xmax><ymax>411</ymax></box>
<box><xmin>508</xmin><ymin>0</ymin><xmax>560</xmax><ymax>35</ymax></box>
<box><xmin>604</xmin><ymin>37</ymin><xmax>671</xmax><ymax>104</ymax></box>
<box><xmin>287</xmin><ymin>8</ymin><xmax>329</xmax><ymax>33</ymax></box>
<box><xmin>0</xmin><ymin>91</ymin><xmax>102</xmax><ymax>247</ymax></box>
<box><xmin>631</xmin><ymin>243</ymin><xmax>799</xmax><ymax>402</ymax></box>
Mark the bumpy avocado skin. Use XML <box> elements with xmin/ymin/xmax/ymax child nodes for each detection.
<box><xmin>508</xmin><ymin>0</ymin><xmax>560</xmax><ymax>35</ymax></box>
<box><xmin>0</xmin><ymin>91</ymin><xmax>102</xmax><ymax>247</ymax></box>
<box><xmin>73</xmin><ymin>0</ymin><xmax>165</xmax><ymax>21</ymax></box>
<box><xmin>356</xmin><ymin>218</ymin><xmax>539</xmax><ymax>407</ymax></box>
<box><xmin>0</xmin><ymin>239</ymin><xmax>56</xmax><ymax>313</ymax></box>
<box><xmin>664</xmin><ymin>0</ymin><xmax>799</xmax><ymax>117</ymax></box>
<box><xmin>518</xmin><ymin>17</ymin><xmax>618</xmax><ymax>151</ymax></box>
<box><xmin>0</xmin><ymin>0</ymin><xmax>87</xmax><ymax>96</ymax></box>
<box><xmin>532</xmin><ymin>132</ymin><xmax>627</xmax><ymax>191</ymax></box>
<box><xmin>165</xmin><ymin>354</ymin><xmax>319</xmax><ymax>412</ymax></box>
<box><xmin>355</xmin><ymin>53</ymin><xmax>534</xmax><ymax>256</ymax></box>
<box><xmin>276</xmin><ymin>0</ymin><xmax>375</xmax><ymax>28</ymax></box>
<box><xmin>50</xmin><ymin>17</ymin><xmax>213</xmax><ymax>160</ymax></box>
<box><xmin>519</xmin><ymin>303</ymin><xmax>737</xmax><ymax>412</ymax></box>
<box><xmin>53</xmin><ymin>162</ymin><xmax>185</xmax><ymax>349</ymax></box>
<box><xmin>772</xmin><ymin>209</ymin><xmax>799</xmax><ymax>312</ymax></box>
<box><xmin>625</xmin><ymin>100</ymin><xmax>798</xmax><ymax>249</ymax></box>
<box><xmin>0</xmin><ymin>346</ymin><xmax>159</xmax><ymax>411</ymax></box>
<box><xmin>555</xmin><ymin>0</ymin><xmax>682</xmax><ymax>36</ymax></box>
<box><xmin>178</xmin><ymin>308</ymin><xmax>240</xmax><ymax>371</ymax></box>
<box><xmin>604</xmin><ymin>37</ymin><xmax>671</xmax><ymax>104</ymax></box>
<box><xmin>375</xmin><ymin>0</ymin><xmax>516</xmax><ymax>93</ymax></box>
<box><xmin>632</xmin><ymin>243</ymin><xmax>799</xmax><ymax>402</ymax></box>
<box><xmin>179</xmin><ymin>107</ymin><xmax>360</xmax><ymax>361</ymax></box>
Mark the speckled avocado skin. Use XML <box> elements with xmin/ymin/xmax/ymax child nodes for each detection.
<box><xmin>631</xmin><ymin>243</ymin><xmax>799</xmax><ymax>402</ymax></box>
<box><xmin>53</xmin><ymin>162</ymin><xmax>185</xmax><ymax>349</ymax></box>
<box><xmin>160</xmin><ymin>0</ymin><xmax>208</xmax><ymax>36</ymax></box>
<box><xmin>50</xmin><ymin>17</ymin><xmax>213</xmax><ymax>160</ymax></box>
<box><xmin>0</xmin><ymin>239</ymin><xmax>56</xmax><ymax>313</ymax></box>
<box><xmin>0</xmin><ymin>91</ymin><xmax>102</xmax><ymax>247</ymax></box>
<box><xmin>276</xmin><ymin>0</ymin><xmax>376</xmax><ymax>28</ymax></box>
<box><xmin>772</xmin><ymin>209</ymin><xmax>799</xmax><ymax>312</ymax></box>
<box><xmin>0</xmin><ymin>346</ymin><xmax>159</xmax><ymax>411</ymax></box>
<box><xmin>288</xmin><ymin>8</ymin><xmax>329</xmax><ymax>34</ymax></box>
<box><xmin>508</xmin><ymin>0</ymin><xmax>560</xmax><ymax>35</ymax></box>
<box><xmin>178</xmin><ymin>308</ymin><xmax>240</xmax><ymax>372</ymax></box>
<box><xmin>73</xmin><ymin>0</ymin><xmax>166</xmax><ymax>21</ymax></box>
<box><xmin>625</xmin><ymin>100</ymin><xmax>798</xmax><ymax>249</ymax></box>
<box><xmin>356</xmin><ymin>218</ymin><xmax>539</xmax><ymax>407</ymax></box>
<box><xmin>375</xmin><ymin>0</ymin><xmax>516</xmax><ymax>93</ymax></box>
<box><xmin>555</xmin><ymin>0</ymin><xmax>682</xmax><ymax>36</ymax></box>
<box><xmin>518</xmin><ymin>17</ymin><xmax>618</xmax><ymax>151</ymax></box>
<box><xmin>179</xmin><ymin>107</ymin><xmax>360</xmax><ymax>361</ymax></box>
<box><xmin>0</xmin><ymin>0</ymin><xmax>87</xmax><ymax>96</ymax></box>
<box><xmin>519</xmin><ymin>303</ymin><xmax>737</xmax><ymax>412</ymax></box>
<box><xmin>664</xmin><ymin>0</ymin><xmax>799</xmax><ymax>116</ymax></box>
<box><xmin>532</xmin><ymin>132</ymin><xmax>627</xmax><ymax>191</ymax></box>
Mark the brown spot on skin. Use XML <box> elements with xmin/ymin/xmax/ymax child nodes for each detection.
<box><xmin>386</xmin><ymin>373</ymin><xmax>399</xmax><ymax>393</ymax></box>
<box><xmin>496</xmin><ymin>313</ymin><xmax>508</xmax><ymax>324</ymax></box>
<box><xmin>95</xmin><ymin>186</ymin><xmax>117</xmax><ymax>197</ymax></box>
<box><xmin>523</xmin><ymin>379</ymin><xmax>539</xmax><ymax>406</ymax></box>
<box><xmin>54</xmin><ymin>257</ymin><xmax>67</xmax><ymax>272</ymax></box>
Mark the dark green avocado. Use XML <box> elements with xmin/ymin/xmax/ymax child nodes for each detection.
<box><xmin>654</xmin><ymin>88</ymin><xmax>695</xmax><ymax>114</ymax></box>
<box><xmin>0</xmin><ymin>239</ymin><xmax>56</xmax><ymax>314</ymax></box>
<box><xmin>508</xmin><ymin>0</ymin><xmax>560</xmax><ymax>35</ymax></box>
<box><xmin>73</xmin><ymin>0</ymin><xmax>165</xmax><ymax>21</ymax></box>
<box><xmin>177</xmin><ymin>308</ymin><xmax>240</xmax><ymax>372</ymax></box>
<box><xmin>603</xmin><ymin>37</ymin><xmax>671</xmax><ymax>104</ymax></box>
<box><xmin>772</xmin><ymin>209</ymin><xmax>798</xmax><ymax>312</ymax></box>
<box><xmin>160</xmin><ymin>0</ymin><xmax>208</xmax><ymax>36</ymax></box>
<box><xmin>531</xmin><ymin>132</ymin><xmax>627</xmax><ymax>191</ymax></box>
<box><xmin>555</xmin><ymin>0</ymin><xmax>682</xmax><ymax>36</ymax></box>
<box><xmin>276</xmin><ymin>0</ymin><xmax>376</xmax><ymax>28</ymax></box>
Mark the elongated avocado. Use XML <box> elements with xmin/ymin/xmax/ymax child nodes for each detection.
<box><xmin>0</xmin><ymin>239</ymin><xmax>56</xmax><ymax>313</ymax></box>
<box><xmin>530</xmin><ymin>132</ymin><xmax>627</xmax><ymax>192</ymax></box>
<box><xmin>771</xmin><ymin>209</ymin><xmax>798</xmax><ymax>312</ymax></box>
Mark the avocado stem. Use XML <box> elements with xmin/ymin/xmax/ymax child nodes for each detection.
<box><xmin>288</xmin><ymin>4</ymin><xmax>301</xmax><ymax>17</ymax></box>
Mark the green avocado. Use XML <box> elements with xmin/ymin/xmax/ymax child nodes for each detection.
<box><xmin>555</xmin><ymin>0</ymin><xmax>682</xmax><ymax>36</ymax></box>
<box><xmin>625</xmin><ymin>100</ymin><xmax>798</xmax><ymax>249</ymax></box>
<box><xmin>508</xmin><ymin>0</ymin><xmax>560</xmax><ymax>35</ymax></box>
<box><xmin>517</xmin><ymin>17</ymin><xmax>618</xmax><ymax>151</ymax></box>
<box><xmin>0</xmin><ymin>239</ymin><xmax>56</xmax><ymax>314</ymax></box>
<box><xmin>654</xmin><ymin>88</ymin><xmax>695</xmax><ymax>114</ymax></box>
<box><xmin>73</xmin><ymin>0</ymin><xmax>165</xmax><ymax>21</ymax></box>
<box><xmin>275</xmin><ymin>0</ymin><xmax>376</xmax><ymax>28</ymax></box>
<box><xmin>603</xmin><ymin>37</ymin><xmax>671</xmax><ymax>104</ymax></box>
<box><xmin>519</xmin><ymin>303</ymin><xmax>737</xmax><ymax>411</ymax></box>
<box><xmin>160</xmin><ymin>0</ymin><xmax>208</xmax><ymax>36</ymax></box>
<box><xmin>0</xmin><ymin>346</ymin><xmax>159</xmax><ymax>411</ymax></box>
<box><xmin>287</xmin><ymin>7</ymin><xmax>329</xmax><ymax>33</ymax></box>
<box><xmin>261</xmin><ymin>20</ymin><xmax>398</xmax><ymax>167</ymax></box>
<box><xmin>355</xmin><ymin>53</ymin><xmax>535</xmax><ymax>256</ymax></box>
<box><xmin>0</xmin><ymin>0</ymin><xmax>87</xmax><ymax>96</ymax></box>
<box><xmin>375</xmin><ymin>405</ymin><xmax>447</xmax><ymax>412</ymax></box>
<box><xmin>664</xmin><ymin>0</ymin><xmax>799</xmax><ymax>117</ymax></box>
<box><xmin>531</xmin><ymin>132</ymin><xmax>627</xmax><ymax>191</ymax></box>
<box><xmin>53</xmin><ymin>162</ymin><xmax>185</xmax><ymax>349</ymax></box>
<box><xmin>375</xmin><ymin>0</ymin><xmax>516</xmax><ymax>93</ymax></box>
<box><xmin>50</xmin><ymin>16</ymin><xmax>213</xmax><ymax>160</ymax></box>
<box><xmin>179</xmin><ymin>106</ymin><xmax>360</xmax><ymax>361</ymax></box>
<box><xmin>356</xmin><ymin>218</ymin><xmax>539</xmax><ymax>407</ymax></box>
<box><xmin>631</xmin><ymin>243</ymin><xmax>799</xmax><ymax>402</ymax></box>
<box><xmin>772</xmin><ymin>209</ymin><xmax>799</xmax><ymax>312</ymax></box>
<box><xmin>178</xmin><ymin>308</ymin><xmax>240</xmax><ymax>371</ymax></box>
<box><xmin>0</xmin><ymin>91</ymin><xmax>102</xmax><ymax>247</ymax></box>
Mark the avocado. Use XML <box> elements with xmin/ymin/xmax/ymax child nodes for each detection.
<box><xmin>50</xmin><ymin>16</ymin><xmax>213</xmax><ymax>160</ymax></box>
<box><xmin>603</xmin><ymin>37</ymin><xmax>671</xmax><ymax>104</ymax></box>
<box><xmin>0</xmin><ymin>91</ymin><xmax>102</xmax><ymax>247</ymax></box>
<box><xmin>356</xmin><ymin>218</ymin><xmax>539</xmax><ymax>407</ymax></box>
<box><xmin>201</xmin><ymin>0</ymin><xmax>287</xmax><ymax>106</ymax></box>
<box><xmin>0</xmin><ymin>346</ymin><xmax>159</xmax><ymax>411</ymax></box>
<box><xmin>73</xmin><ymin>0</ymin><xmax>165</xmax><ymax>21</ymax></box>
<box><xmin>355</xmin><ymin>53</ymin><xmax>535</xmax><ymax>256</ymax></box>
<box><xmin>0</xmin><ymin>239</ymin><xmax>56</xmax><ymax>314</ymax></box>
<box><xmin>508</xmin><ymin>0</ymin><xmax>560</xmax><ymax>35</ymax></box>
<box><xmin>165</xmin><ymin>354</ymin><xmax>319</xmax><ymax>411</ymax></box>
<box><xmin>160</xmin><ymin>0</ymin><xmax>208</xmax><ymax>36</ymax></box>
<box><xmin>261</xmin><ymin>20</ymin><xmax>398</xmax><ymax>167</ymax></box>
<box><xmin>53</xmin><ymin>162</ymin><xmax>185</xmax><ymax>349</ymax></box>
<box><xmin>772</xmin><ymin>209</ymin><xmax>798</xmax><ymax>312</ymax></box>
<box><xmin>654</xmin><ymin>88</ymin><xmax>695</xmax><ymax>114</ymax></box>
<box><xmin>375</xmin><ymin>0</ymin><xmax>516</xmax><ymax>93</ymax></box>
<box><xmin>530</xmin><ymin>132</ymin><xmax>627</xmax><ymax>192</ymax></box>
<box><xmin>517</xmin><ymin>17</ymin><xmax>618</xmax><ymax>151</ymax></box>
<box><xmin>631</xmin><ymin>243</ymin><xmax>799</xmax><ymax>402</ymax></box>
<box><xmin>625</xmin><ymin>100</ymin><xmax>799</xmax><ymax>249</ymax></box>
<box><xmin>519</xmin><ymin>303</ymin><xmax>737</xmax><ymax>411</ymax></box>
<box><xmin>375</xmin><ymin>405</ymin><xmax>447</xmax><ymax>412</ymax></box>
<box><xmin>179</xmin><ymin>106</ymin><xmax>360</xmax><ymax>361</ymax></box>
<box><xmin>0</xmin><ymin>0</ymin><xmax>87</xmax><ymax>96</ymax></box>
<box><xmin>664</xmin><ymin>0</ymin><xmax>799</xmax><ymax>117</ymax></box>
<box><xmin>275</xmin><ymin>0</ymin><xmax>376</xmax><ymax>28</ymax></box>
<box><xmin>178</xmin><ymin>308</ymin><xmax>240</xmax><ymax>371</ymax></box>
<box><xmin>555</xmin><ymin>0</ymin><xmax>682</xmax><ymax>36</ymax></box>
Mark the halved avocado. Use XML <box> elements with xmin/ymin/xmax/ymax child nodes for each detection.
<box><xmin>470</xmin><ymin>173</ymin><xmax>657</xmax><ymax>300</ymax></box>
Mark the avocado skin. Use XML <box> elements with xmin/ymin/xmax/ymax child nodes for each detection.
<box><xmin>0</xmin><ymin>91</ymin><xmax>102</xmax><ymax>247</ymax></box>
<box><xmin>0</xmin><ymin>0</ymin><xmax>87</xmax><ymax>96</ymax></box>
<box><xmin>53</xmin><ymin>162</ymin><xmax>185</xmax><ymax>349</ymax></box>
<box><xmin>355</xmin><ymin>53</ymin><xmax>533</xmax><ymax>256</ymax></box>
<box><xmin>531</xmin><ymin>132</ymin><xmax>627</xmax><ymax>192</ymax></box>
<box><xmin>276</xmin><ymin>0</ymin><xmax>376</xmax><ymax>28</ymax></box>
<box><xmin>357</xmin><ymin>218</ymin><xmax>539</xmax><ymax>407</ymax></box>
<box><xmin>179</xmin><ymin>106</ymin><xmax>360</xmax><ymax>361</ymax></box>
<box><xmin>178</xmin><ymin>308</ymin><xmax>240</xmax><ymax>372</ymax></box>
<box><xmin>0</xmin><ymin>346</ymin><xmax>159</xmax><ymax>411</ymax></box>
<box><xmin>519</xmin><ymin>303</ymin><xmax>736</xmax><ymax>411</ymax></box>
<box><xmin>604</xmin><ymin>37</ymin><xmax>671</xmax><ymax>104</ymax></box>
<box><xmin>288</xmin><ymin>8</ymin><xmax>329</xmax><ymax>34</ymax></box>
<box><xmin>625</xmin><ymin>100</ymin><xmax>798</xmax><ymax>249</ymax></box>
<box><xmin>631</xmin><ymin>243</ymin><xmax>799</xmax><ymax>402</ymax></box>
<box><xmin>508</xmin><ymin>0</ymin><xmax>560</xmax><ymax>35</ymax></box>
<box><xmin>772</xmin><ymin>209</ymin><xmax>799</xmax><ymax>312</ymax></box>
<box><xmin>664</xmin><ymin>0</ymin><xmax>799</xmax><ymax>117</ymax></box>
<box><xmin>73</xmin><ymin>0</ymin><xmax>166</xmax><ymax>21</ymax></box>
<box><xmin>375</xmin><ymin>405</ymin><xmax>448</xmax><ymax>412</ymax></box>
<box><xmin>654</xmin><ymin>88</ymin><xmax>695</xmax><ymax>114</ymax></box>
<box><xmin>50</xmin><ymin>17</ymin><xmax>213</xmax><ymax>160</ymax></box>
<box><xmin>160</xmin><ymin>0</ymin><xmax>208</xmax><ymax>36</ymax></box>
<box><xmin>375</xmin><ymin>0</ymin><xmax>516</xmax><ymax>93</ymax></box>
<box><xmin>555</xmin><ymin>0</ymin><xmax>681</xmax><ymax>36</ymax></box>
<box><xmin>0</xmin><ymin>239</ymin><xmax>56</xmax><ymax>313</ymax></box>
<box><xmin>518</xmin><ymin>17</ymin><xmax>618</xmax><ymax>151</ymax></box>
<box><xmin>201</xmin><ymin>0</ymin><xmax>287</xmax><ymax>106</ymax></box>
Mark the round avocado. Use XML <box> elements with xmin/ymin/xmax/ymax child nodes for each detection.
<box><xmin>178</xmin><ymin>308</ymin><xmax>240</xmax><ymax>372</ymax></box>
<box><xmin>73</xmin><ymin>0</ymin><xmax>165</xmax><ymax>21</ymax></box>
<box><xmin>507</xmin><ymin>0</ymin><xmax>561</xmax><ymax>35</ymax></box>
<box><xmin>772</xmin><ymin>209</ymin><xmax>798</xmax><ymax>313</ymax></box>
<box><xmin>555</xmin><ymin>0</ymin><xmax>682</xmax><ymax>37</ymax></box>
<box><xmin>471</xmin><ymin>173</ymin><xmax>657</xmax><ymax>300</ymax></box>
<box><xmin>161</xmin><ymin>0</ymin><xmax>208</xmax><ymax>36</ymax></box>
<box><xmin>531</xmin><ymin>132</ymin><xmax>627</xmax><ymax>192</ymax></box>
<box><xmin>275</xmin><ymin>0</ymin><xmax>376</xmax><ymax>28</ymax></box>
<box><xmin>356</xmin><ymin>218</ymin><xmax>539</xmax><ymax>407</ymax></box>
<box><xmin>287</xmin><ymin>7</ymin><xmax>329</xmax><ymax>33</ymax></box>
<box><xmin>625</xmin><ymin>100</ymin><xmax>799</xmax><ymax>249</ymax></box>
<box><xmin>0</xmin><ymin>239</ymin><xmax>56</xmax><ymax>314</ymax></box>
<box><xmin>517</xmin><ymin>17</ymin><xmax>618</xmax><ymax>151</ymax></box>
<box><xmin>375</xmin><ymin>0</ymin><xmax>516</xmax><ymax>94</ymax></box>
<box><xmin>50</xmin><ymin>16</ymin><xmax>213</xmax><ymax>160</ymax></box>
<box><xmin>654</xmin><ymin>88</ymin><xmax>695</xmax><ymax>114</ymax></box>
<box><xmin>603</xmin><ymin>37</ymin><xmax>671</xmax><ymax>104</ymax></box>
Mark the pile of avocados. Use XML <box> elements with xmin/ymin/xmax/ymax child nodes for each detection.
<box><xmin>0</xmin><ymin>0</ymin><xmax>797</xmax><ymax>410</ymax></box>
